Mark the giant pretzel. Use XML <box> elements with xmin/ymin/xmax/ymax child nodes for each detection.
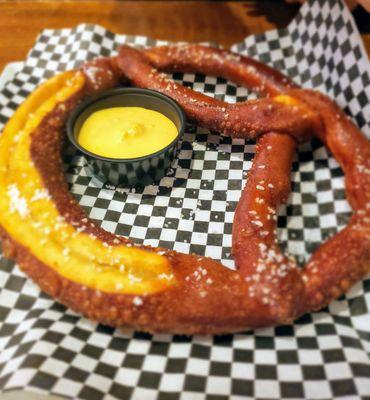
<box><xmin>0</xmin><ymin>44</ymin><xmax>369</xmax><ymax>335</ymax></box>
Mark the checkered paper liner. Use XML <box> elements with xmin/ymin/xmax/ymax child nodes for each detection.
<box><xmin>0</xmin><ymin>0</ymin><xmax>370</xmax><ymax>398</ymax></box>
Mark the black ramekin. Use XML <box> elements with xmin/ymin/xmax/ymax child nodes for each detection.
<box><xmin>67</xmin><ymin>88</ymin><xmax>186</xmax><ymax>187</ymax></box>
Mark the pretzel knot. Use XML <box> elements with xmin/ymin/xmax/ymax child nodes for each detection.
<box><xmin>0</xmin><ymin>44</ymin><xmax>369</xmax><ymax>334</ymax></box>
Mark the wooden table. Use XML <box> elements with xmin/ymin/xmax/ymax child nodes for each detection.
<box><xmin>0</xmin><ymin>0</ymin><xmax>299</xmax><ymax>71</ymax></box>
<box><xmin>0</xmin><ymin>0</ymin><xmax>369</xmax><ymax>72</ymax></box>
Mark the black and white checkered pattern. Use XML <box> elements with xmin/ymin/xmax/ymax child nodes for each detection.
<box><xmin>0</xmin><ymin>0</ymin><xmax>369</xmax><ymax>399</ymax></box>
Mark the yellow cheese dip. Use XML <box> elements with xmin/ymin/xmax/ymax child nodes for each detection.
<box><xmin>78</xmin><ymin>107</ymin><xmax>178</xmax><ymax>159</ymax></box>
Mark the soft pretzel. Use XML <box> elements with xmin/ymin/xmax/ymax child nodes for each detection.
<box><xmin>0</xmin><ymin>44</ymin><xmax>369</xmax><ymax>335</ymax></box>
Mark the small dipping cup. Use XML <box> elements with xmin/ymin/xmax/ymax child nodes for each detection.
<box><xmin>67</xmin><ymin>88</ymin><xmax>186</xmax><ymax>187</ymax></box>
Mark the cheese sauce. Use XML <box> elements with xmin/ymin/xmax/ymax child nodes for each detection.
<box><xmin>78</xmin><ymin>107</ymin><xmax>178</xmax><ymax>159</ymax></box>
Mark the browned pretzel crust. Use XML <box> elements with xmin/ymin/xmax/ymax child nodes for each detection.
<box><xmin>0</xmin><ymin>44</ymin><xmax>369</xmax><ymax>335</ymax></box>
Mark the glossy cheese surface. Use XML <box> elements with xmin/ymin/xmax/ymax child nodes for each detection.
<box><xmin>78</xmin><ymin>107</ymin><xmax>178</xmax><ymax>159</ymax></box>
